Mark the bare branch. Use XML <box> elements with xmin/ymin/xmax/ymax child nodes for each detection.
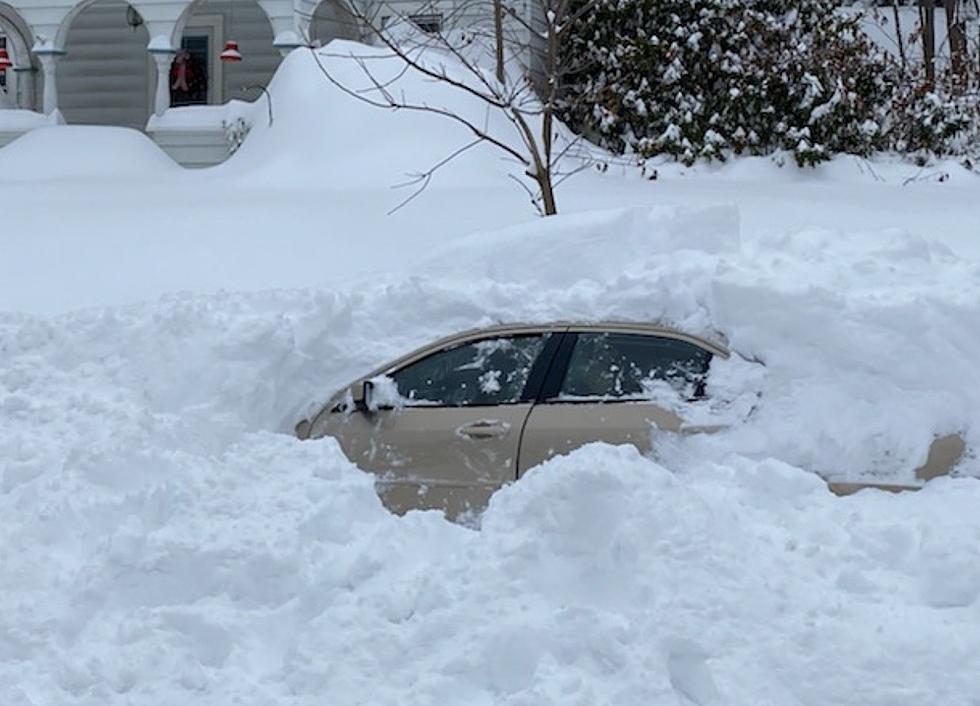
<box><xmin>351</xmin><ymin>8</ymin><xmax>512</xmax><ymax>109</ymax></box>
<box><xmin>508</xmin><ymin>173</ymin><xmax>544</xmax><ymax>215</ymax></box>
<box><xmin>388</xmin><ymin>138</ymin><xmax>486</xmax><ymax>214</ymax></box>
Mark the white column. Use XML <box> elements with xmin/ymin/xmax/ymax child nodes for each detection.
<box><xmin>35</xmin><ymin>51</ymin><xmax>63</xmax><ymax>115</ymax></box>
<box><xmin>149</xmin><ymin>50</ymin><xmax>175</xmax><ymax>117</ymax></box>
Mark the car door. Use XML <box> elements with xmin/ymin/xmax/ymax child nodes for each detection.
<box><xmin>518</xmin><ymin>328</ymin><xmax>720</xmax><ymax>475</ymax></box>
<box><xmin>313</xmin><ymin>331</ymin><xmax>558</xmax><ymax>518</ymax></box>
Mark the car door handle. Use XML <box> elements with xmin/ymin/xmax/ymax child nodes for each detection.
<box><xmin>457</xmin><ymin>420</ymin><xmax>511</xmax><ymax>439</ymax></box>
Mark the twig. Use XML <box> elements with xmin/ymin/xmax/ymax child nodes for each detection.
<box><xmin>387</xmin><ymin>138</ymin><xmax>484</xmax><ymax>214</ymax></box>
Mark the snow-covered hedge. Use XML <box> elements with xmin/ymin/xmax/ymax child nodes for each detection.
<box><xmin>559</xmin><ymin>0</ymin><xmax>980</xmax><ymax>167</ymax></box>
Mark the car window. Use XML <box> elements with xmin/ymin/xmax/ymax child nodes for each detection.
<box><xmin>391</xmin><ymin>334</ymin><xmax>549</xmax><ymax>406</ymax></box>
<box><xmin>559</xmin><ymin>332</ymin><xmax>712</xmax><ymax>400</ymax></box>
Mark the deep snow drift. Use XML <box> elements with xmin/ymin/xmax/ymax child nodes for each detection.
<box><xmin>2</xmin><ymin>40</ymin><xmax>980</xmax><ymax>706</ymax></box>
<box><xmin>2</xmin><ymin>45</ymin><xmax>980</xmax><ymax>314</ymax></box>
<box><xmin>3</xmin><ymin>206</ymin><xmax>980</xmax><ymax>705</ymax></box>
<box><xmin>0</xmin><ymin>125</ymin><xmax>179</xmax><ymax>180</ymax></box>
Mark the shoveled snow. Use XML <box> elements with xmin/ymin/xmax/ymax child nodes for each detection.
<box><xmin>2</xmin><ymin>270</ymin><xmax>979</xmax><ymax>704</ymax></box>
<box><xmin>1</xmin><ymin>39</ymin><xmax>979</xmax><ymax>705</ymax></box>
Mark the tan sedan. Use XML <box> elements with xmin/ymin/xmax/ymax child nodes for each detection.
<box><xmin>296</xmin><ymin>322</ymin><xmax>965</xmax><ymax>518</ymax></box>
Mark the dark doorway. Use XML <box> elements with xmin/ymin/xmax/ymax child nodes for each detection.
<box><xmin>170</xmin><ymin>34</ymin><xmax>210</xmax><ymax>106</ymax></box>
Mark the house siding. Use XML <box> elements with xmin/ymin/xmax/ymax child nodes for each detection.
<box><xmin>60</xmin><ymin>1</ymin><xmax>150</xmax><ymax>129</ymax></box>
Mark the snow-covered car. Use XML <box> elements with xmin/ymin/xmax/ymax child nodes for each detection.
<box><xmin>296</xmin><ymin>322</ymin><xmax>965</xmax><ymax>518</ymax></box>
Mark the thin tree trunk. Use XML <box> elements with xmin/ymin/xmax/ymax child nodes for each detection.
<box><xmin>920</xmin><ymin>0</ymin><xmax>937</xmax><ymax>87</ymax></box>
<box><xmin>537</xmin><ymin>170</ymin><xmax>557</xmax><ymax>216</ymax></box>
<box><xmin>944</xmin><ymin>0</ymin><xmax>968</xmax><ymax>84</ymax></box>
<box><xmin>893</xmin><ymin>1</ymin><xmax>908</xmax><ymax>73</ymax></box>
<box><xmin>493</xmin><ymin>0</ymin><xmax>505</xmax><ymax>85</ymax></box>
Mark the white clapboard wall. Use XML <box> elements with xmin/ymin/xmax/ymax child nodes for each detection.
<box><xmin>311</xmin><ymin>0</ymin><xmax>359</xmax><ymax>45</ymax></box>
<box><xmin>59</xmin><ymin>2</ymin><xmax>150</xmax><ymax>130</ymax></box>
<box><xmin>58</xmin><ymin>0</ymin><xmax>282</xmax><ymax>131</ymax></box>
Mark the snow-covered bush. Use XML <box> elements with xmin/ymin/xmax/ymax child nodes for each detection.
<box><xmin>885</xmin><ymin>73</ymin><xmax>980</xmax><ymax>165</ymax></box>
<box><xmin>559</xmin><ymin>0</ymin><xmax>980</xmax><ymax>166</ymax></box>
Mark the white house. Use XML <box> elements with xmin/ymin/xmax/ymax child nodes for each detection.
<box><xmin>0</xmin><ymin>0</ymin><xmax>535</xmax><ymax>165</ymax></box>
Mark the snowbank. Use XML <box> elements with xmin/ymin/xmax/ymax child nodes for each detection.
<box><xmin>0</xmin><ymin>126</ymin><xmax>179</xmax><ymax>181</ymax></box>
<box><xmin>145</xmin><ymin>100</ymin><xmax>259</xmax><ymax>131</ymax></box>
<box><xmin>2</xmin><ymin>210</ymin><xmax>978</xmax><ymax>706</ymax></box>
<box><xmin>2</xmin><ymin>289</ymin><xmax>979</xmax><ymax>704</ymax></box>
<box><xmin>0</xmin><ymin>109</ymin><xmax>62</xmax><ymax>131</ymax></box>
<box><xmin>400</xmin><ymin>206</ymin><xmax>979</xmax><ymax>485</ymax></box>
<box><xmin>218</xmin><ymin>43</ymin><xmax>535</xmax><ymax>188</ymax></box>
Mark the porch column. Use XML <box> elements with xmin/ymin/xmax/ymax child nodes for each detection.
<box><xmin>34</xmin><ymin>50</ymin><xmax>64</xmax><ymax>115</ymax></box>
<box><xmin>149</xmin><ymin>49</ymin><xmax>176</xmax><ymax>117</ymax></box>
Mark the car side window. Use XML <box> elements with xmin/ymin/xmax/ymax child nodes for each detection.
<box><xmin>391</xmin><ymin>334</ymin><xmax>550</xmax><ymax>406</ymax></box>
<box><xmin>559</xmin><ymin>333</ymin><xmax>712</xmax><ymax>400</ymax></box>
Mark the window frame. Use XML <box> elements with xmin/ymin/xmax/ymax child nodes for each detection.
<box><xmin>409</xmin><ymin>13</ymin><xmax>444</xmax><ymax>34</ymax></box>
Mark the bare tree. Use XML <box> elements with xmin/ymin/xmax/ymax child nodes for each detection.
<box><xmin>306</xmin><ymin>0</ymin><xmax>598</xmax><ymax>216</ymax></box>
<box><xmin>892</xmin><ymin>0</ymin><xmax>909</xmax><ymax>73</ymax></box>
<box><xmin>493</xmin><ymin>0</ymin><xmax>505</xmax><ymax>84</ymax></box>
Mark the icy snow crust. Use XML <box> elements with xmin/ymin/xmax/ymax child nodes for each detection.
<box><xmin>2</xmin><ymin>44</ymin><xmax>980</xmax><ymax>704</ymax></box>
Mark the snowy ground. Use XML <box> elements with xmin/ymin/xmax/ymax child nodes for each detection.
<box><xmin>2</xmin><ymin>45</ymin><xmax>980</xmax><ymax>705</ymax></box>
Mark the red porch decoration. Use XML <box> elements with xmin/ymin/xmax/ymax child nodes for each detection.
<box><xmin>0</xmin><ymin>48</ymin><xmax>13</xmax><ymax>73</ymax></box>
<box><xmin>220</xmin><ymin>41</ymin><xmax>242</xmax><ymax>63</ymax></box>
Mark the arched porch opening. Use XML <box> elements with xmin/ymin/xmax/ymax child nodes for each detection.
<box><xmin>309</xmin><ymin>0</ymin><xmax>360</xmax><ymax>47</ymax></box>
<box><xmin>59</xmin><ymin>0</ymin><xmax>150</xmax><ymax>129</ymax></box>
<box><xmin>170</xmin><ymin>0</ymin><xmax>280</xmax><ymax>110</ymax></box>
<box><xmin>0</xmin><ymin>3</ymin><xmax>37</xmax><ymax>110</ymax></box>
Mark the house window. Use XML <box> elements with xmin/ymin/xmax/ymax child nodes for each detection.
<box><xmin>170</xmin><ymin>34</ymin><xmax>210</xmax><ymax>106</ymax></box>
<box><xmin>409</xmin><ymin>13</ymin><xmax>443</xmax><ymax>34</ymax></box>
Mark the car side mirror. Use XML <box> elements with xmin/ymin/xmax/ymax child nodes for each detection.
<box><xmin>351</xmin><ymin>379</ymin><xmax>375</xmax><ymax>412</ymax></box>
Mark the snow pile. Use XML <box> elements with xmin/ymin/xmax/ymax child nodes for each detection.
<box><xmin>3</xmin><ymin>303</ymin><xmax>980</xmax><ymax>705</ymax></box>
<box><xmin>146</xmin><ymin>100</ymin><xmax>260</xmax><ymax>132</ymax></box>
<box><xmin>219</xmin><ymin>43</ymin><xmax>537</xmax><ymax>188</ymax></box>
<box><xmin>414</xmin><ymin>206</ymin><xmax>978</xmax><ymax>483</ymax></box>
<box><xmin>0</xmin><ymin>126</ymin><xmax>179</xmax><ymax>181</ymax></box>
<box><xmin>2</xmin><ymin>39</ymin><xmax>980</xmax><ymax>315</ymax></box>
<box><xmin>0</xmin><ymin>109</ymin><xmax>63</xmax><ymax>131</ymax></box>
<box><xmin>2</xmin><ymin>208</ymin><xmax>979</xmax><ymax>704</ymax></box>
